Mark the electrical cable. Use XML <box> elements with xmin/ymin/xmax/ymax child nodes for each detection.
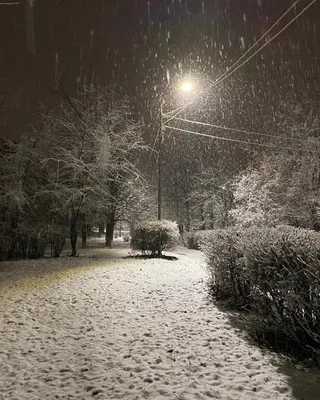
<box><xmin>146</xmin><ymin>132</ymin><xmax>159</xmax><ymax>170</ymax></box>
<box><xmin>213</xmin><ymin>0</ymin><xmax>302</xmax><ymax>85</ymax></box>
<box><xmin>211</xmin><ymin>0</ymin><xmax>317</xmax><ymax>88</ymax></box>
<box><xmin>164</xmin><ymin>0</ymin><xmax>316</xmax><ymax>123</ymax></box>
<box><xmin>163</xmin><ymin>124</ymin><xmax>315</xmax><ymax>152</ymax></box>
<box><xmin>172</xmin><ymin>116</ymin><xmax>306</xmax><ymax>143</ymax></box>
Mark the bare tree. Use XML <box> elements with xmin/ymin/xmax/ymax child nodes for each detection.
<box><xmin>0</xmin><ymin>132</ymin><xmax>56</xmax><ymax>259</ymax></box>
<box><xmin>190</xmin><ymin>169</ymin><xmax>233</xmax><ymax>230</ymax></box>
<box><xmin>0</xmin><ymin>86</ymin><xmax>145</xmax><ymax>259</ymax></box>
<box><xmin>37</xmin><ymin>86</ymin><xmax>145</xmax><ymax>254</ymax></box>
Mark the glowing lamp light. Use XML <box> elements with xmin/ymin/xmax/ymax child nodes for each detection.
<box><xmin>179</xmin><ymin>81</ymin><xmax>194</xmax><ymax>92</ymax></box>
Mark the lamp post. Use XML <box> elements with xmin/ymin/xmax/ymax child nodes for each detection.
<box><xmin>157</xmin><ymin>100</ymin><xmax>163</xmax><ymax>220</ymax></box>
<box><xmin>157</xmin><ymin>79</ymin><xmax>195</xmax><ymax>220</ymax></box>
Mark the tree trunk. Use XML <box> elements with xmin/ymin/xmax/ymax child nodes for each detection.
<box><xmin>81</xmin><ymin>226</ymin><xmax>87</xmax><ymax>248</ymax></box>
<box><xmin>178</xmin><ymin>222</ymin><xmax>184</xmax><ymax>235</ymax></box>
<box><xmin>87</xmin><ymin>225</ymin><xmax>92</xmax><ymax>238</ymax></box>
<box><xmin>119</xmin><ymin>221</ymin><xmax>122</xmax><ymax>237</ymax></box>
<box><xmin>222</xmin><ymin>195</ymin><xmax>229</xmax><ymax>228</ymax></box>
<box><xmin>200</xmin><ymin>205</ymin><xmax>205</xmax><ymax>230</ymax></box>
<box><xmin>98</xmin><ymin>223</ymin><xmax>104</xmax><ymax>237</ymax></box>
<box><xmin>210</xmin><ymin>211</ymin><xmax>214</xmax><ymax>229</ymax></box>
<box><xmin>130</xmin><ymin>224</ymin><xmax>134</xmax><ymax>238</ymax></box>
<box><xmin>105</xmin><ymin>210</ymin><xmax>116</xmax><ymax>248</ymax></box>
<box><xmin>176</xmin><ymin>204</ymin><xmax>184</xmax><ymax>235</ymax></box>
<box><xmin>185</xmin><ymin>200</ymin><xmax>191</xmax><ymax>231</ymax></box>
<box><xmin>81</xmin><ymin>214</ymin><xmax>87</xmax><ymax>248</ymax></box>
<box><xmin>157</xmin><ymin>229</ymin><xmax>163</xmax><ymax>258</ymax></box>
<box><xmin>70</xmin><ymin>209</ymin><xmax>78</xmax><ymax>257</ymax></box>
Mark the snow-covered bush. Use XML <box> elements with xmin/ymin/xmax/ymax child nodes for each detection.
<box><xmin>241</xmin><ymin>226</ymin><xmax>320</xmax><ymax>355</ymax></box>
<box><xmin>230</xmin><ymin>112</ymin><xmax>320</xmax><ymax>230</ymax></box>
<box><xmin>229</xmin><ymin>170</ymin><xmax>278</xmax><ymax>227</ymax></box>
<box><xmin>203</xmin><ymin>225</ymin><xmax>320</xmax><ymax>358</ymax></box>
<box><xmin>131</xmin><ymin>220</ymin><xmax>179</xmax><ymax>257</ymax></box>
<box><xmin>186</xmin><ymin>230</ymin><xmax>214</xmax><ymax>250</ymax></box>
<box><xmin>201</xmin><ymin>228</ymin><xmax>251</xmax><ymax>305</ymax></box>
<box><xmin>123</xmin><ymin>233</ymin><xmax>130</xmax><ymax>242</ymax></box>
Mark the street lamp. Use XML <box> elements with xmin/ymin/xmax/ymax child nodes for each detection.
<box><xmin>179</xmin><ymin>80</ymin><xmax>195</xmax><ymax>93</ymax></box>
<box><xmin>157</xmin><ymin>79</ymin><xmax>196</xmax><ymax>220</ymax></box>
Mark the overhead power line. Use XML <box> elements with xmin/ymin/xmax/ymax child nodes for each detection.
<box><xmin>164</xmin><ymin>104</ymin><xmax>185</xmax><ymax>116</ymax></box>
<box><xmin>213</xmin><ymin>0</ymin><xmax>302</xmax><ymax>85</ymax></box>
<box><xmin>164</xmin><ymin>0</ymin><xmax>316</xmax><ymax>123</ymax></box>
<box><xmin>164</xmin><ymin>88</ymin><xmax>224</xmax><ymax>124</ymax></box>
<box><xmin>146</xmin><ymin>131</ymin><xmax>159</xmax><ymax>170</ymax></box>
<box><xmin>164</xmin><ymin>97</ymin><xmax>198</xmax><ymax>124</ymax></box>
<box><xmin>172</xmin><ymin>116</ymin><xmax>306</xmax><ymax>143</ymax></box>
<box><xmin>212</xmin><ymin>0</ymin><xmax>317</xmax><ymax>88</ymax></box>
<box><xmin>163</xmin><ymin>124</ymin><xmax>315</xmax><ymax>152</ymax></box>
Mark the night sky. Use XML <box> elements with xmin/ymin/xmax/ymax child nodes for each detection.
<box><xmin>1</xmin><ymin>0</ymin><xmax>320</xmax><ymax>141</ymax></box>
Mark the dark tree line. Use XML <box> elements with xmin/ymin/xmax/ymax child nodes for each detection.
<box><xmin>0</xmin><ymin>86</ymin><xmax>147</xmax><ymax>259</ymax></box>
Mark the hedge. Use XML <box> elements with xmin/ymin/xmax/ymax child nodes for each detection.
<box><xmin>201</xmin><ymin>226</ymin><xmax>320</xmax><ymax>361</ymax></box>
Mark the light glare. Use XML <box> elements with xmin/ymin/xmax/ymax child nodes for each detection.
<box><xmin>180</xmin><ymin>81</ymin><xmax>194</xmax><ymax>92</ymax></box>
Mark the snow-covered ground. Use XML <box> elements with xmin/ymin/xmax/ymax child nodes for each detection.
<box><xmin>0</xmin><ymin>242</ymin><xmax>311</xmax><ymax>399</ymax></box>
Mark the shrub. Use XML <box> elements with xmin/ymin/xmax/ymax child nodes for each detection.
<box><xmin>0</xmin><ymin>221</ymin><xmax>67</xmax><ymax>260</ymax></box>
<box><xmin>51</xmin><ymin>231</ymin><xmax>66</xmax><ymax>258</ymax></box>
<box><xmin>0</xmin><ymin>231</ymin><xmax>11</xmax><ymax>261</ymax></box>
<box><xmin>6</xmin><ymin>224</ymin><xmax>51</xmax><ymax>259</ymax></box>
<box><xmin>200</xmin><ymin>228</ymin><xmax>251</xmax><ymax>306</ymax></box>
<box><xmin>202</xmin><ymin>225</ymin><xmax>320</xmax><ymax>360</ymax></box>
<box><xmin>27</xmin><ymin>232</ymin><xmax>50</xmax><ymax>259</ymax></box>
<box><xmin>131</xmin><ymin>220</ymin><xmax>179</xmax><ymax>256</ymax></box>
<box><xmin>123</xmin><ymin>233</ymin><xmax>130</xmax><ymax>242</ymax></box>
<box><xmin>186</xmin><ymin>230</ymin><xmax>214</xmax><ymax>250</ymax></box>
<box><xmin>242</xmin><ymin>226</ymin><xmax>320</xmax><ymax>358</ymax></box>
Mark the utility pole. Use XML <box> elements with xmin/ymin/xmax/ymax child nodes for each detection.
<box><xmin>157</xmin><ymin>100</ymin><xmax>163</xmax><ymax>220</ymax></box>
<box><xmin>156</xmin><ymin>79</ymin><xmax>194</xmax><ymax>220</ymax></box>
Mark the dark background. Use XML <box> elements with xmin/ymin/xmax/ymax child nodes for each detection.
<box><xmin>1</xmin><ymin>0</ymin><xmax>319</xmax><ymax>141</ymax></box>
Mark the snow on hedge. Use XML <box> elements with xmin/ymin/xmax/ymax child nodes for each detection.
<box><xmin>131</xmin><ymin>220</ymin><xmax>180</xmax><ymax>256</ymax></box>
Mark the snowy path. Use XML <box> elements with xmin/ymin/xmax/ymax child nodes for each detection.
<box><xmin>0</xmin><ymin>247</ymin><xmax>294</xmax><ymax>399</ymax></box>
